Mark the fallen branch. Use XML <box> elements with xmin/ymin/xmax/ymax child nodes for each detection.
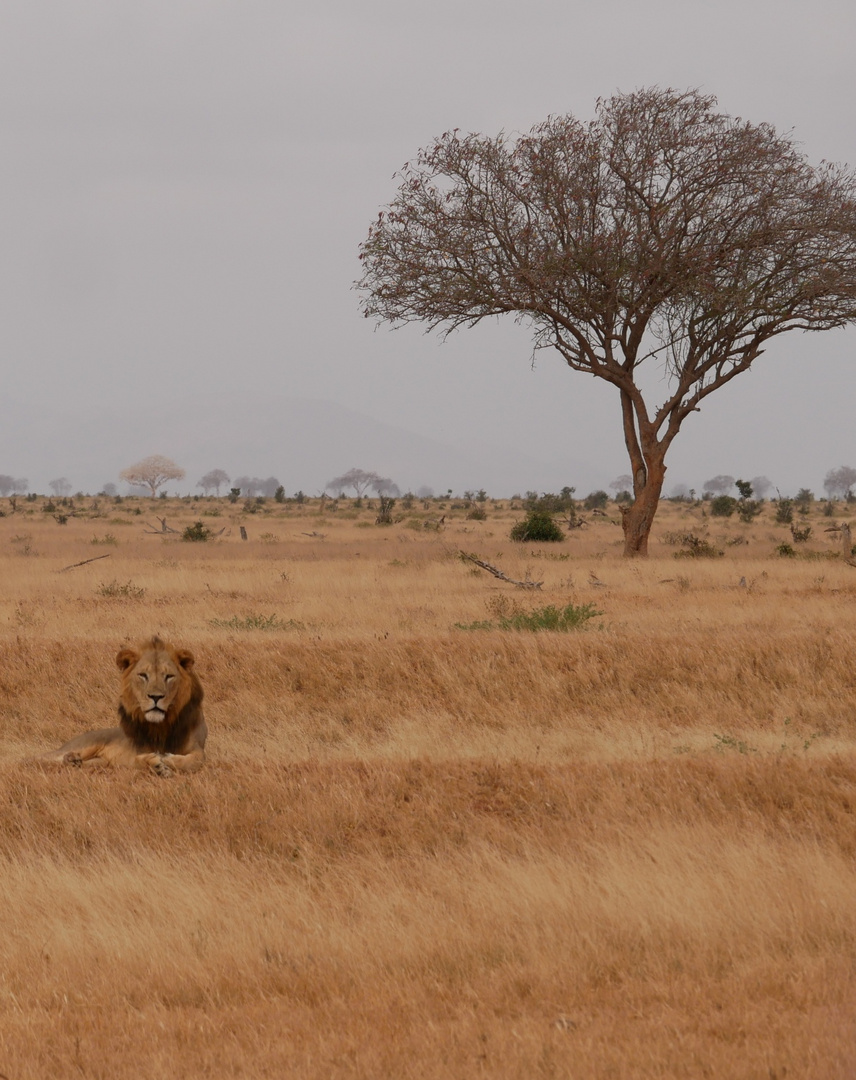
<box><xmin>143</xmin><ymin>517</ymin><xmax>179</xmax><ymax>534</ymax></box>
<box><xmin>57</xmin><ymin>554</ymin><xmax>112</xmax><ymax>573</ymax></box>
<box><xmin>457</xmin><ymin>550</ymin><xmax>543</xmax><ymax>589</ymax></box>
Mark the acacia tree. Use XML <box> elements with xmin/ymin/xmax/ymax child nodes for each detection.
<box><xmin>358</xmin><ymin>88</ymin><xmax>856</xmax><ymax>555</ymax></box>
<box><xmin>823</xmin><ymin>465</ymin><xmax>856</xmax><ymax>499</ymax></box>
<box><xmin>197</xmin><ymin>469</ymin><xmax>230</xmax><ymax>495</ymax></box>
<box><xmin>119</xmin><ymin>455</ymin><xmax>185</xmax><ymax>497</ymax></box>
<box><xmin>326</xmin><ymin>468</ymin><xmax>386</xmax><ymax>497</ymax></box>
<box><xmin>703</xmin><ymin>475</ymin><xmax>735</xmax><ymax>496</ymax></box>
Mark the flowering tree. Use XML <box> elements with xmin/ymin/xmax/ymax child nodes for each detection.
<box><xmin>119</xmin><ymin>455</ymin><xmax>185</xmax><ymax>497</ymax></box>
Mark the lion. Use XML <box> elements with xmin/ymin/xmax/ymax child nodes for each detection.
<box><xmin>40</xmin><ymin>636</ymin><xmax>207</xmax><ymax>777</ymax></box>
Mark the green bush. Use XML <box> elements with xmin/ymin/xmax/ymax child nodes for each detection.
<box><xmin>455</xmin><ymin>601</ymin><xmax>602</xmax><ymax>633</ymax></box>
<box><xmin>583</xmin><ymin>490</ymin><xmax>609</xmax><ymax>511</ymax></box>
<box><xmin>710</xmin><ymin>495</ymin><xmax>737</xmax><ymax>517</ymax></box>
<box><xmin>182</xmin><ymin>521</ymin><xmax>213</xmax><ymax>542</ymax></box>
<box><xmin>737</xmin><ymin>500</ymin><xmax>763</xmax><ymax>523</ymax></box>
<box><xmin>774</xmin><ymin>499</ymin><xmax>793</xmax><ymax>524</ymax></box>
<box><xmin>209</xmin><ymin>613</ymin><xmax>304</xmax><ymax>631</ymax></box>
<box><xmin>510</xmin><ymin>510</ymin><xmax>564</xmax><ymax>542</ymax></box>
<box><xmin>663</xmin><ymin>532</ymin><xmax>723</xmax><ymax>558</ymax></box>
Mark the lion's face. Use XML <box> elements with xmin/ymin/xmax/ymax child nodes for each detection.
<box><xmin>116</xmin><ymin>636</ymin><xmax>196</xmax><ymax>724</ymax></box>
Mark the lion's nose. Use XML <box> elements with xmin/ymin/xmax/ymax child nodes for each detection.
<box><xmin>149</xmin><ymin>694</ymin><xmax>164</xmax><ymax>705</ymax></box>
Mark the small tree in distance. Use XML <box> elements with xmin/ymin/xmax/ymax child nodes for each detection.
<box><xmin>119</xmin><ymin>455</ymin><xmax>185</xmax><ymax>497</ymax></box>
<box><xmin>823</xmin><ymin>465</ymin><xmax>856</xmax><ymax>500</ymax></box>
<box><xmin>750</xmin><ymin>476</ymin><xmax>774</xmax><ymax>500</ymax></box>
<box><xmin>610</xmin><ymin>475</ymin><xmax>633</xmax><ymax>498</ymax></box>
<box><xmin>48</xmin><ymin>477</ymin><xmax>72</xmax><ymax>498</ymax></box>
<box><xmin>327</xmin><ymin>468</ymin><xmax>393</xmax><ymax>497</ymax></box>
<box><xmin>370</xmin><ymin>476</ymin><xmax>400</xmax><ymax>497</ymax></box>
<box><xmin>703</xmin><ymin>475</ymin><xmax>736</xmax><ymax>497</ymax></box>
<box><xmin>0</xmin><ymin>475</ymin><xmax>16</xmax><ymax>496</ymax></box>
<box><xmin>358</xmin><ymin>87</ymin><xmax>856</xmax><ymax>556</ymax></box>
<box><xmin>198</xmin><ymin>469</ymin><xmax>231</xmax><ymax>496</ymax></box>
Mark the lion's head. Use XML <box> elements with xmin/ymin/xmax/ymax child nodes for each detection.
<box><xmin>116</xmin><ymin>635</ymin><xmax>201</xmax><ymax>726</ymax></box>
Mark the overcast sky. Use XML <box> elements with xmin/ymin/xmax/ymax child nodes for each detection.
<box><xmin>0</xmin><ymin>0</ymin><xmax>854</xmax><ymax>496</ymax></box>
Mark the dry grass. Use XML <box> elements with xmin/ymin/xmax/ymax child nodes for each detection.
<box><xmin>0</xmin><ymin>494</ymin><xmax>854</xmax><ymax>1077</ymax></box>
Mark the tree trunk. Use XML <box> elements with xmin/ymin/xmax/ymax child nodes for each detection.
<box><xmin>620</xmin><ymin>456</ymin><xmax>667</xmax><ymax>557</ymax></box>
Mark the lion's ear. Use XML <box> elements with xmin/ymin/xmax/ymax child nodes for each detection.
<box><xmin>116</xmin><ymin>647</ymin><xmax>139</xmax><ymax>671</ymax></box>
<box><xmin>174</xmin><ymin>649</ymin><xmax>195</xmax><ymax>671</ymax></box>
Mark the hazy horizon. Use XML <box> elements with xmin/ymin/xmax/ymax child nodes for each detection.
<box><xmin>0</xmin><ymin>1</ymin><xmax>853</xmax><ymax>498</ymax></box>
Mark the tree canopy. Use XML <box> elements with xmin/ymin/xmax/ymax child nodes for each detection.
<box><xmin>326</xmin><ymin>469</ymin><xmax>397</xmax><ymax>497</ymax></box>
<box><xmin>358</xmin><ymin>87</ymin><xmax>856</xmax><ymax>554</ymax></box>
<box><xmin>119</xmin><ymin>455</ymin><xmax>185</xmax><ymax>497</ymax></box>
<box><xmin>823</xmin><ymin>465</ymin><xmax>856</xmax><ymax>499</ymax></box>
<box><xmin>197</xmin><ymin>469</ymin><xmax>231</xmax><ymax>495</ymax></box>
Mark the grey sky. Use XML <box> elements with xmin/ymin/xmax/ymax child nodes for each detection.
<box><xmin>0</xmin><ymin>0</ymin><xmax>854</xmax><ymax>496</ymax></box>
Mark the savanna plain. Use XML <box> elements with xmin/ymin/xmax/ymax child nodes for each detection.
<box><xmin>1</xmin><ymin>492</ymin><xmax>855</xmax><ymax>1078</ymax></box>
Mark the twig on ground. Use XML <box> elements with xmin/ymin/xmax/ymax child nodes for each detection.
<box><xmin>57</xmin><ymin>554</ymin><xmax>112</xmax><ymax>573</ymax></box>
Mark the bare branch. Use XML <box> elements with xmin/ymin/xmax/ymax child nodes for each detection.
<box><xmin>458</xmin><ymin>550</ymin><xmax>543</xmax><ymax>589</ymax></box>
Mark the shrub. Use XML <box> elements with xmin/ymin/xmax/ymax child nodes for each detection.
<box><xmin>274</xmin><ymin>485</ymin><xmax>286</xmax><ymax>503</ymax></box>
<box><xmin>583</xmin><ymin>490</ymin><xmax>609</xmax><ymax>511</ymax></box>
<box><xmin>710</xmin><ymin>495</ymin><xmax>737</xmax><ymax>517</ymax></box>
<box><xmin>737</xmin><ymin>499</ymin><xmax>763</xmax><ymax>523</ymax></box>
<box><xmin>774</xmin><ymin>499</ymin><xmax>794</xmax><ymax>524</ymax></box>
<box><xmin>777</xmin><ymin>542</ymin><xmax>796</xmax><ymax>557</ymax></box>
<box><xmin>182</xmin><ymin>521</ymin><xmax>213</xmax><ymax>542</ymax></box>
<box><xmin>97</xmin><ymin>580</ymin><xmax>146</xmax><ymax>599</ymax></box>
<box><xmin>522</xmin><ymin>489</ymin><xmax>575</xmax><ymax>513</ymax></box>
<box><xmin>500</xmin><ymin>602</ymin><xmax>602</xmax><ymax>632</ymax></box>
<box><xmin>209</xmin><ymin>613</ymin><xmax>304</xmax><ymax>631</ymax></box>
<box><xmin>376</xmin><ymin>496</ymin><xmax>395</xmax><ymax>524</ymax></box>
<box><xmin>510</xmin><ymin>510</ymin><xmax>564</xmax><ymax>542</ymax></box>
<box><xmin>665</xmin><ymin>533</ymin><xmax>723</xmax><ymax>558</ymax></box>
<box><xmin>466</xmin><ymin>506</ymin><xmax>487</xmax><ymax>520</ymax></box>
<box><xmin>455</xmin><ymin>601</ymin><xmax>602</xmax><ymax>633</ymax></box>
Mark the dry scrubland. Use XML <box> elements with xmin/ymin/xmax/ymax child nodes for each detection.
<box><xmin>0</xmin><ymin>493</ymin><xmax>854</xmax><ymax>1078</ymax></box>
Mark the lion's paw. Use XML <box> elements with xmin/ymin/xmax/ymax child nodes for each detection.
<box><xmin>63</xmin><ymin>751</ymin><xmax>83</xmax><ymax>768</ymax></box>
<box><xmin>151</xmin><ymin>756</ymin><xmax>175</xmax><ymax>778</ymax></box>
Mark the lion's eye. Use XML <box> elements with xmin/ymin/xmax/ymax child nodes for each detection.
<box><xmin>164</xmin><ymin>674</ymin><xmax>175</xmax><ymax>683</ymax></box>
<box><xmin>138</xmin><ymin>672</ymin><xmax>149</xmax><ymax>683</ymax></box>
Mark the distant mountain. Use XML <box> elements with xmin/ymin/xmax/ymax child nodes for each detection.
<box><xmin>0</xmin><ymin>393</ymin><xmax>602</xmax><ymax>497</ymax></box>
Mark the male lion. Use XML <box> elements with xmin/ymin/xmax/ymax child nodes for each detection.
<box><xmin>40</xmin><ymin>636</ymin><xmax>207</xmax><ymax>776</ymax></box>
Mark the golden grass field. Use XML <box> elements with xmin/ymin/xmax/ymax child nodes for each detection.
<box><xmin>1</xmin><ymin>492</ymin><xmax>854</xmax><ymax>1078</ymax></box>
